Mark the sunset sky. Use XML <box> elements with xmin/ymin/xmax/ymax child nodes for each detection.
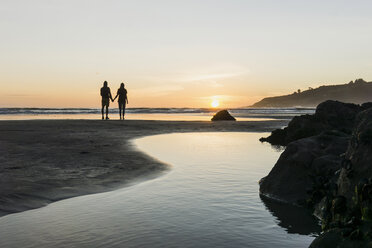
<box><xmin>1</xmin><ymin>0</ymin><xmax>372</xmax><ymax>108</ymax></box>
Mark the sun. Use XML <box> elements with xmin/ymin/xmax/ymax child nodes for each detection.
<box><xmin>211</xmin><ymin>99</ymin><xmax>220</xmax><ymax>108</ymax></box>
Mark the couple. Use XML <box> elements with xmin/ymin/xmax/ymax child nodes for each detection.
<box><xmin>100</xmin><ymin>81</ymin><xmax>129</xmax><ymax>120</ymax></box>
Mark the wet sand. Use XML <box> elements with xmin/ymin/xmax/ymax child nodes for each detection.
<box><xmin>0</xmin><ymin>119</ymin><xmax>288</xmax><ymax>217</ymax></box>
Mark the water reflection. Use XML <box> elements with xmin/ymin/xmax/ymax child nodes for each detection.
<box><xmin>0</xmin><ymin>132</ymin><xmax>317</xmax><ymax>248</ymax></box>
<box><xmin>260</xmin><ymin>195</ymin><xmax>321</xmax><ymax>236</ymax></box>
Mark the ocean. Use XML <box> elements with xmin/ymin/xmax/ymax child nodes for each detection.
<box><xmin>0</xmin><ymin>107</ymin><xmax>315</xmax><ymax>121</ymax></box>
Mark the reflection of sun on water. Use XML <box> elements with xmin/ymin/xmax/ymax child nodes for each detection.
<box><xmin>211</xmin><ymin>100</ymin><xmax>219</xmax><ymax>108</ymax></box>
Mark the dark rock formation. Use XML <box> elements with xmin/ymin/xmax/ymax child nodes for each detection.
<box><xmin>211</xmin><ymin>110</ymin><xmax>236</xmax><ymax>121</ymax></box>
<box><xmin>260</xmin><ymin>131</ymin><xmax>349</xmax><ymax>205</ymax></box>
<box><xmin>339</xmin><ymin>108</ymin><xmax>372</xmax><ymax>204</ymax></box>
<box><xmin>260</xmin><ymin>100</ymin><xmax>361</xmax><ymax>146</ymax></box>
<box><xmin>259</xmin><ymin>101</ymin><xmax>372</xmax><ymax>247</ymax></box>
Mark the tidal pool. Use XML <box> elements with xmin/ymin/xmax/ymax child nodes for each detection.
<box><xmin>0</xmin><ymin>132</ymin><xmax>319</xmax><ymax>248</ymax></box>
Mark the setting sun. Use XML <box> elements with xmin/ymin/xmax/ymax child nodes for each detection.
<box><xmin>211</xmin><ymin>99</ymin><xmax>220</xmax><ymax>108</ymax></box>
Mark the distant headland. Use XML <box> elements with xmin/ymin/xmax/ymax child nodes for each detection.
<box><xmin>252</xmin><ymin>79</ymin><xmax>372</xmax><ymax>107</ymax></box>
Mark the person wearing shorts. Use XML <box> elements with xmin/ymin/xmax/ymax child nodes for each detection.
<box><xmin>100</xmin><ymin>81</ymin><xmax>114</xmax><ymax>120</ymax></box>
<box><xmin>113</xmin><ymin>83</ymin><xmax>129</xmax><ymax>120</ymax></box>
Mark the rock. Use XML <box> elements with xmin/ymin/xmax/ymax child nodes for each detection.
<box><xmin>309</xmin><ymin>228</ymin><xmax>367</xmax><ymax>248</ymax></box>
<box><xmin>361</xmin><ymin>102</ymin><xmax>372</xmax><ymax>110</ymax></box>
<box><xmin>315</xmin><ymin>101</ymin><xmax>360</xmax><ymax>131</ymax></box>
<box><xmin>338</xmin><ymin>108</ymin><xmax>372</xmax><ymax>205</ymax></box>
<box><xmin>331</xmin><ymin>196</ymin><xmax>347</xmax><ymax>223</ymax></box>
<box><xmin>259</xmin><ymin>132</ymin><xmax>349</xmax><ymax>205</ymax></box>
<box><xmin>261</xmin><ymin>101</ymin><xmax>372</xmax><ymax>247</ymax></box>
<box><xmin>259</xmin><ymin>128</ymin><xmax>286</xmax><ymax>145</ymax></box>
<box><xmin>349</xmin><ymin>228</ymin><xmax>362</xmax><ymax>240</ymax></box>
<box><xmin>260</xmin><ymin>100</ymin><xmax>361</xmax><ymax>146</ymax></box>
<box><xmin>211</xmin><ymin>110</ymin><xmax>236</xmax><ymax>121</ymax></box>
<box><xmin>314</xmin><ymin>196</ymin><xmax>330</xmax><ymax>223</ymax></box>
<box><xmin>309</xmin><ymin>229</ymin><xmax>344</xmax><ymax>248</ymax></box>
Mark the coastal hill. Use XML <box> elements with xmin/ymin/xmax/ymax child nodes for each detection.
<box><xmin>251</xmin><ymin>79</ymin><xmax>372</xmax><ymax>107</ymax></box>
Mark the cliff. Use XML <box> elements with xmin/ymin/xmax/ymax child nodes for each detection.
<box><xmin>252</xmin><ymin>79</ymin><xmax>372</xmax><ymax>107</ymax></box>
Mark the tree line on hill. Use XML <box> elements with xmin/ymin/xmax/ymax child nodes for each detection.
<box><xmin>252</xmin><ymin>79</ymin><xmax>372</xmax><ymax>107</ymax></box>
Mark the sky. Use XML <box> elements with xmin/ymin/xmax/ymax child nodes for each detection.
<box><xmin>1</xmin><ymin>0</ymin><xmax>372</xmax><ymax>108</ymax></box>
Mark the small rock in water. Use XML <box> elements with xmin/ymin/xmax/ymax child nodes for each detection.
<box><xmin>211</xmin><ymin>110</ymin><xmax>236</xmax><ymax>121</ymax></box>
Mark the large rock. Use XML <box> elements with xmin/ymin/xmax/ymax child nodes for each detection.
<box><xmin>259</xmin><ymin>131</ymin><xmax>349</xmax><ymax>205</ymax></box>
<box><xmin>260</xmin><ymin>101</ymin><xmax>372</xmax><ymax>247</ymax></box>
<box><xmin>260</xmin><ymin>100</ymin><xmax>362</xmax><ymax>146</ymax></box>
<box><xmin>310</xmin><ymin>223</ymin><xmax>372</xmax><ymax>248</ymax></box>
<box><xmin>315</xmin><ymin>100</ymin><xmax>360</xmax><ymax>130</ymax></box>
<box><xmin>211</xmin><ymin>110</ymin><xmax>236</xmax><ymax>121</ymax></box>
<box><xmin>336</xmin><ymin>108</ymin><xmax>372</xmax><ymax>216</ymax></box>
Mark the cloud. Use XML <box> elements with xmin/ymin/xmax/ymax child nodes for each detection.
<box><xmin>131</xmin><ymin>84</ymin><xmax>184</xmax><ymax>97</ymax></box>
<box><xmin>135</xmin><ymin>64</ymin><xmax>250</xmax><ymax>86</ymax></box>
<box><xmin>199</xmin><ymin>95</ymin><xmax>234</xmax><ymax>100</ymax></box>
<box><xmin>2</xmin><ymin>94</ymin><xmax>37</xmax><ymax>98</ymax></box>
<box><xmin>180</xmin><ymin>72</ymin><xmax>244</xmax><ymax>82</ymax></box>
<box><xmin>198</xmin><ymin>94</ymin><xmax>248</xmax><ymax>102</ymax></box>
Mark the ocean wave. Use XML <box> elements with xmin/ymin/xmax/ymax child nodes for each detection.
<box><xmin>0</xmin><ymin>107</ymin><xmax>315</xmax><ymax>116</ymax></box>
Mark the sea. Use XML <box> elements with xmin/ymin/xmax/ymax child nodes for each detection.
<box><xmin>0</xmin><ymin>107</ymin><xmax>315</xmax><ymax>121</ymax></box>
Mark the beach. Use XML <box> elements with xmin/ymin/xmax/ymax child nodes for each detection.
<box><xmin>0</xmin><ymin>119</ymin><xmax>289</xmax><ymax>217</ymax></box>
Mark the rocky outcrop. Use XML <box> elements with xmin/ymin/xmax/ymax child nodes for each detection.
<box><xmin>259</xmin><ymin>101</ymin><xmax>372</xmax><ymax>247</ymax></box>
<box><xmin>211</xmin><ymin>110</ymin><xmax>236</xmax><ymax>121</ymax></box>
<box><xmin>340</xmin><ymin>108</ymin><xmax>372</xmax><ymax>204</ymax></box>
<box><xmin>260</xmin><ymin>100</ymin><xmax>361</xmax><ymax>146</ymax></box>
<box><xmin>310</xmin><ymin>108</ymin><xmax>372</xmax><ymax>247</ymax></box>
<box><xmin>260</xmin><ymin>131</ymin><xmax>349</xmax><ymax>205</ymax></box>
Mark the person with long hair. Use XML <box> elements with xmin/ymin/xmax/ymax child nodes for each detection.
<box><xmin>113</xmin><ymin>83</ymin><xmax>129</xmax><ymax>120</ymax></box>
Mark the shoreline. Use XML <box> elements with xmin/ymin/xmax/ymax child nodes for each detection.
<box><xmin>0</xmin><ymin>119</ymin><xmax>289</xmax><ymax>217</ymax></box>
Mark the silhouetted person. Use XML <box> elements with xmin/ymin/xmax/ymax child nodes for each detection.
<box><xmin>100</xmin><ymin>81</ymin><xmax>113</xmax><ymax>120</ymax></box>
<box><xmin>113</xmin><ymin>83</ymin><xmax>129</xmax><ymax>120</ymax></box>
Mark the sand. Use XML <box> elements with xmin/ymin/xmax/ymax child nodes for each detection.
<box><xmin>0</xmin><ymin>119</ymin><xmax>288</xmax><ymax>217</ymax></box>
